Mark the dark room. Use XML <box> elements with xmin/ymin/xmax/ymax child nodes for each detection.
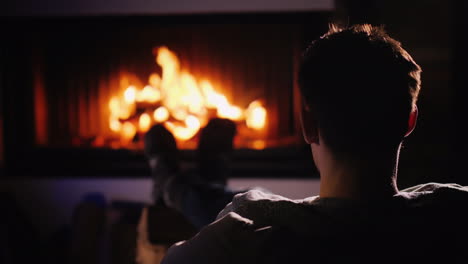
<box><xmin>1</xmin><ymin>0</ymin><xmax>467</xmax><ymax>263</ymax></box>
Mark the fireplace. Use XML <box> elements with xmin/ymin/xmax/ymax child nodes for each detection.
<box><xmin>2</xmin><ymin>12</ymin><xmax>329</xmax><ymax>177</ymax></box>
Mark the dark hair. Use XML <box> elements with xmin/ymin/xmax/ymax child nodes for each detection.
<box><xmin>299</xmin><ymin>24</ymin><xmax>421</xmax><ymax>158</ymax></box>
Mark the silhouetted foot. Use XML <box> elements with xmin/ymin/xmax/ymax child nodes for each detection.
<box><xmin>197</xmin><ymin>118</ymin><xmax>237</xmax><ymax>185</ymax></box>
<box><xmin>144</xmin><ymin>124</ymin><xmax>180</xmax><ymax>173</ymax></box>
<box><xmin>144</xmin><ymin>124</ymin><xmax>180</xmax><ymax>203</ymax></box>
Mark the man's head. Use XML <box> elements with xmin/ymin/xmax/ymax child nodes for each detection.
<box><xmin>299</xmin><ymin>24</ymin><xmax>421</xmax><ymax>160</ymax></box>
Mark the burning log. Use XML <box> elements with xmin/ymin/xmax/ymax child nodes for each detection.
<box><xmin>108</xmin><ymin>47</ymin><xmax>267</xmax><ymax>148</ymax></box>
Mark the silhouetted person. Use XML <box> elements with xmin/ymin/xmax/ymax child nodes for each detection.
<box><xmin>160</xmin><ymin>24</ymin><xmax>468</xmax><ymax>264</ymax></box>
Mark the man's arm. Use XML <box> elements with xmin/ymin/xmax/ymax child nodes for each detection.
<box><xmin>161</xmin><ymin>212</ymin><xmax>272</xmax><ymax>264</ymax></box>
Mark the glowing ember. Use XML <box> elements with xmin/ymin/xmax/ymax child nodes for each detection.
<box><xmin>246</xmin><ymin>100</ymin><xmax>267</xmax><ymax>130</ymax></box>
<box><xmin>109</xmin><ymin>97</ymin><xmax>120</xmax><ymax>113</ymax></box>
<box><xmin>137</xmin><ymin>85</ymin><xmax>161</xmax><ymax>103</ymax></box>
<box><xmin>124</xmin><ymin>86</ymin><xmax>137</xmax><ymax>104</ymax></box>
<box><xmin>139</xmin><ymin>113</ymin><xmax>152</xmax><ymax>133</ymax></box>
<box><xmin>153</xmin><ymin>106</ymin><xmax>169</xmax><ymax>123</ymax></box>
<box><xmin>218</xmin><ymin>105</ymin><xmax>243</xmax><ymax>121</ymax></box>
<box><xmin>109</xmin><ymin>118</ymin><xmax>122</xmax><ymax>132</ymax></box>
<box><xmin>252</xmin><ymin>140</ymin><xmax>266</xmax><ymax>150</ymax></box>
<box><xmin>185</xmin><ymin>115</ymin><xmax>200</xmax><ymax>129</ymax></box>
<box><xmin>108</xmin><ymin>46</ymin><xmax>267</xmax><ymax>144</ymax></box>
<box><xmin>122</xmin><ymin>122</ymin><xmax>137</xmax><ymax>141</ymax></box>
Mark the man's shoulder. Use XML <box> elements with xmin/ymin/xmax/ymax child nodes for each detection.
<box><xmin>161</xmin><ymin>211</ymin><xmax>273</xmax><ymax>264</ymax></box>
<box><xmin>217</xmin><ymin>188</ymin><xmax>318</xmax><ymax>220</ymax></box>
<box><xmin>399</xmin><ymin>182</ymin><xmax>468</xmax><ymax>193</ymax></box>
<box><xmin>223</xmin><ymin>188</ymin><xmax>293</xmax><ymax>210</ymax></box>
<box><xmin>397</xmin><ymin>182</ymin><xmax>468</xmax><ymax>204</ymax></box>
<box><xmin>395</xmin><ymin>182</ymin><xmax>468</xmax><ymax>233</ymax></box>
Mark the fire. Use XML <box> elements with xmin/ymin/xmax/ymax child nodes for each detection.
<box><xmin>246</xmin><ymin>100</ymin><xmax>267</xmax><ymax>130</ymax></box>
<box><xmin>124</xmin><ymin>86</ymin><xmax>137</xmax><ymax>104</ymax></box>
<box><xmin>165</xmin><ymin>115</ymin><xmax>201</xmax><ymax>141</ymax></box>
<box><xmin>122</xmin><ymin>122</ymin><xmax>137</xmax><ymax>141</ymax></box>
<box><xmin>153</xmin><ymin>106</ymin><xmax>169</xmax><ymax>123</ymax></box>
<box><xmin>108</xmin><ymin>46</ymin><xmax>267</xmax><ymax>144</ymax></box>
<box><xmin>139</xmin><ymin>113</ymin><xmax>152</xmax><ymax>133</ymax></box>
<box><xmin>137</xmin><ymin>85</ymin><xmax>161</xmax><ymax>103</ymax></box>
<box><xmin>109</xmin><ymin>118</ymin><xmax>122</xmax><ymax>132</ymax></box>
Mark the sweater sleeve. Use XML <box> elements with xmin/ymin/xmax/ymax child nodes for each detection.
<box><xmin>217</xmin><ymin>189</ymin><xmax>291</xmax><ymax>220</ymax></box>
<box><xmin>161</xmin><ymin>211</ymin><xmax>272</xmax><ymax>264</ymax></box>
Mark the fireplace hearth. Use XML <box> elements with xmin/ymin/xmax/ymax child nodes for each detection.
<box><xmin>2</xmin><ymin>12</ymin><xmax>329</xmax><ymax>177</ymax></box>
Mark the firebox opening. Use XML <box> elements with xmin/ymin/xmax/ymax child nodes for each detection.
<box><xmin>107</xmin><ymin>46</ymin><xmax>269</xmax><ymax>150</ymax></box>
<box><xmin>2</xmin><ymin>13</ymin><xmax>329</xmax><ymax>177</ymax></box>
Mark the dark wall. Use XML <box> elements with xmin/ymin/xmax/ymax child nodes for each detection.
<box><xmin>453</xmin><ymin>0</ymin><xmax>468</xmax><ymax>183</ymax></box>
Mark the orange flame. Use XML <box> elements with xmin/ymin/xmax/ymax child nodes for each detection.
<box><xmin>136</xmin><ymin>85</ymin><xmax>161</xmax><ymax>103</ymax></box>
<box><xmin>246</xmin><ymin>100</ymin><xmax>267</xmax><ymax>130</ymax></box>
<box><xmin>153</xmin><ymin>106</ymin><xmax>169</xmax><ymax>123</ymax></box>
<box><xmin>108</xmin><ymin>46</ymin><xmax>267</xmax><ymax>144</ymax></box>
<box><xmin>124</xmin><ymin>86</ymin><xmax>137</xmax><ymax>104</ymax></box>
<box><xmin>109</xmin><ymin>118</ymin><xmax>122</xmax><ymax>132</ymax></box>
<box><xmin>122</xmin><ymin>122</ymin><xmax>136</xmax><ymax>141</ymax></box>
<box><xmin>139</xmin><ymin>113</ymin><xmax>152</xmax><ymax>133</ymax></box>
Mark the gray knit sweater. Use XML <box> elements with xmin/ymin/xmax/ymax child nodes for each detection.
<box><xmin>161</xmin><ymin>182</ymin><xmax>468</xmax><ymax>264</ymax></box>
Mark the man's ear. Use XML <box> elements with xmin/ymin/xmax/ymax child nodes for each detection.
<box><xmin>405</xmin><ymin>105</ymin><xmax>418</xmax><ymax>137</ymax></box>
<box><xmin>300</xmin><ymin>103</ymin><xmax>319</xmax><ymax>144</ymax></box>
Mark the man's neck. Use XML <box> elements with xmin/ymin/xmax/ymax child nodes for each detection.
<box><xmin>314</xmin><ymin>144</ymin><xmax>400</xmax><ymax>200</ymax></box>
